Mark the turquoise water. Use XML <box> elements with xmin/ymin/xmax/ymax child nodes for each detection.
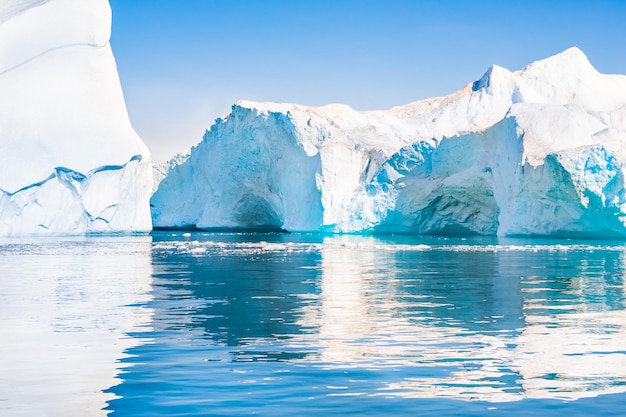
<box><xmin>2</xmin><ymin>232</ymin><xmax>626</xmax><ymax>416</ymax></box>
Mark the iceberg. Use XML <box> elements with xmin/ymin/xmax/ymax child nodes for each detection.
<box><xmin>152</xmin><ymin>47</ymin><xmax>626</xmax><ymax>238</ymax></box>
<box><xmin>0</xmin><ymin>0</ymin><xmax>152</xmax><ymax>235</ymax></box>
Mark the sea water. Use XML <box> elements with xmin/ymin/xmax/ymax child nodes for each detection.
<box><xmin>1</xmin><ymin>232</ymin><xmax>626</xmax><ymax>416</ymax></box>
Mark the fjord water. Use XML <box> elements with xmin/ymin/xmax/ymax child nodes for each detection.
<box><xmin>2</xmin><ymin>233</ymin><xmax>626</xmax><ymax>416</ymax></box>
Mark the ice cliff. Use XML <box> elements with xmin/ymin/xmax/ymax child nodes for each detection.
<box><xmin>152</xmin><ymin>47</ymin><xmax>626</xmax><ymax>237</ymax></box>
<box><xmin>0</xmin><ymin>0</ymin><xmax>152</xmax><ymax>235</ymax></box>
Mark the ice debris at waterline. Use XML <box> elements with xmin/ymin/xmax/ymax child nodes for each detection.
<box><xmin>0</xmin><ymin>0</ymin><xmax>152</xmax><ymax>235</ymax></box>
<box><xmin>152</xmin><ymin>47</ymin><xmax>626</xmax><ymax>237</ymax></box>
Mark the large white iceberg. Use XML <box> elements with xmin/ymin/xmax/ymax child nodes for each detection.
<box><xmin>152</xmin><ymin>48</ymin><xmax>626</xmax><ymax>237</ymax></box>
<box><xmin>0</xmin><ymin>0</ymin><xmax>152</xmax><ymax>235</ymax></box>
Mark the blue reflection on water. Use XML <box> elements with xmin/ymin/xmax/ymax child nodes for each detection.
<box><xmin>102</xmin><ymin>232</ymin><xmax>626</xmax><ymax>416</ymax></box>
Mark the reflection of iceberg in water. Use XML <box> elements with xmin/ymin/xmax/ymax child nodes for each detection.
<box><xmin>515</xmin><ymin>251</ymin><xmax>626</xmax><ymax>400</ymax></box>
<box><xmin>516</xmin><ymin>310</ymin><xmax>626</xmax><ymax>399</ymax></box>
<box><xmin>0</xmin><ymin>236</ymin><xmax>153</xmax><ymax>416</ymax></box>
<box><xmin>297</xmin><ymin>236</ymin><xmax>626</xmax><ymax>402</ymax></box>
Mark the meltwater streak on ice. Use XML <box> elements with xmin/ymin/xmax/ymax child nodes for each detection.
<box><xmin>106</xmin><ymin>232</ymin><xmax>626</xmax><ymax>416</ymax></box>
<box><xmin>0</xmin><ymin>236</ymin><xmax>153</xmax><ymax>417</ymax></box>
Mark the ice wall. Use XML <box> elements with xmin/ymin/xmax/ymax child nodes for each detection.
<box><xmin>153</xmin><ymin>48</ymin><xmax>626</xmax><ymax>238</ymax></box>
<box><xmin>0</xmin><ymin>0</ymin><xmax>152</xmax><ymax>235</ymax></box>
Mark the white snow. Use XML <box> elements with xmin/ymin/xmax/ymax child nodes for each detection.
<box><xmin>153</xmin><ymin>47</ymin><xmax>626</xmax><ymax>237</ymax></box>
<box><xmin>0</xmin><ymin>0</ymin><xmax>152</xmax><ymax>235</ymax></box>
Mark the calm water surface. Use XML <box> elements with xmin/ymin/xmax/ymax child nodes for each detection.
<box><xmin>2</xmin><ymin>232</ymin><xmax>626</xmax><ymax>416</ymax></box>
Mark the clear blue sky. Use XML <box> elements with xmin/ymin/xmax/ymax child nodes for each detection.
<box><xmin>108</xmin><ymin>0</ymin><xmax>626</xmax><ymax>162</ymax></box>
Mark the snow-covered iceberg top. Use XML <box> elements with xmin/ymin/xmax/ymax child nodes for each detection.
<box><xmin>0</xmin><ymin>0</ymin><xmax>152</xmax><ymax>235</ymax></box>
<box><xmin>152</xmin><ymin>48</ymin><xmax>626</xmax><ymax>238</ymax></box>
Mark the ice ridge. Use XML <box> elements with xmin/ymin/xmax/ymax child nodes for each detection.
<box><xmin>152</xmin><ymin>47</ymin><xmax>626</xmax><ymax>238</ymax></box>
